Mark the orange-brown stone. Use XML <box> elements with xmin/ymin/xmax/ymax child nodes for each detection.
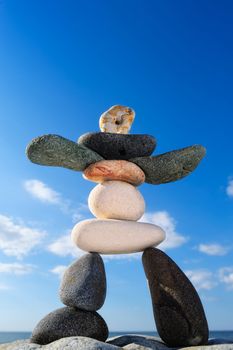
<box><xmin>83</xmin><ymin>160</ymin><xmax>145</xmax><ymax>186</ymax></box>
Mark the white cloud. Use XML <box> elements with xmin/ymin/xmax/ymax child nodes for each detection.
<box><xmin>0</xmin><ymin>214</ymin><xmax>45</xmax><ymax>259</ymax></box>
<box><xmin>24</xmin><ymin>179</ymin><xmax>88</xmax><ymax>220</ymax></box>
<box><xmin>140</xmin><ymin>211</ymin><xmax>188</xmax><ymax>249</ymax></box>
<box><xmin>219</xmin><ymin>267</ymin><xmax>233</xmax><ymax>289</ymax></box>
<box><xmin>24</xmin><ymin>179</ymin><xmax>62</xmax><ymax>205</ymax></box>
<box><xmin>185</xmin><ymin>269</ymin><xmax>217</xmax><ymax>290</ymax></box>
<box><xmin>198</xmin><ymin>243</ymin><xmax>229</xmax><ymax>256</ymax></box>
<box><xmin>0</xmin><ymin>263</ymin><xmax>34</xmax><ymax>275</ymax></box>
<box><xmin>47</xmin><ymin>234</ymin><xmax>84</xmax><ymax>258</ymax></box>
<box><xmin>226</xmin><ymin>179</ymin><xmax>233</xmax><ymax>197</ymax></box>
<box><xmin>50</xmin><ymin>265</ymin><xmax>67</xmax><ymax>279</ymax></box>
<box><xmin>0</xmin><ymin>284</ymin><xmax>10</xmax><ymax>291</ymax></box>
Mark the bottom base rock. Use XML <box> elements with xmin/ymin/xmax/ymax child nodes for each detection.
<box><xmin>1</xmin><ymin>335</ymin><xmax>233</xmax><ymax>350</ymax></box>
<box><xmin>30</xmin><ymin>307</ymin><xmax>108</xmax><ymax>345</ymax></box>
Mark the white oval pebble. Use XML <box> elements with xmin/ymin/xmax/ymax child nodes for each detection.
<box><xmin>88</xmin><ymin>181</ymin><xmax>145</xmax><ymax>221</ymax></box>
<box><xmin>71</xmin><ymin>219</ymin><xmax>165</xmax><ymax>254</ymax></box>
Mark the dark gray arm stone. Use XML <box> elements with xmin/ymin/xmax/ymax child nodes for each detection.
<box><xmin>130</xmin><ymin>145</ymin><xmax>206</xmax><ymax>184</ymax></box>
<box><xmin>26</xmin><ymin>134</ymin><xmax>103</xmax><ymax>171</ymax></box>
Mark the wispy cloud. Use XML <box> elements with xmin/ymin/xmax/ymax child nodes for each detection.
<box><xmin>47</xmin><ymin>234</ymin><xmax>84</xmax><ymax>258</ymax></box>
<box><xmin>50</xmin><ymin>265</ymin><xmax>67</xmax><ymax>278</ymax></box>
<box><xmin>0</xmin><ymin>263</ymin><xmax>34</xmax><ymax>275</ymax></box>
<box><xmin>185</xmin><ymin>269</ymin><xmax>217</xmax><ymax>290</ymax></box>
<box><xmin>24</xmin><ymin>179</ymin><xmax>88</xmax><ymax>220</ymax></box>
<box><xmin>219</xmin><ymin>267</ymin><xmax>233</xmax><ymax>289</ymax></box>
<box><xmin>0</xmin><ymin>214</ymin><xmax>45</xmax><ymax>259</ymax></box>
<box><xmin>141</xmin><ymin>211</ymin><xmax>188</xmax><ymax>249</ymax></box>
<box><xmin>24</xmin><ymin>179</ymin><xmax>62</xmax><ymax>205</ymax></box>
<box><xmin>0</xmin><ymin>283</ymin><xmax>10</xmax><ymax>291</ymax></box>
<box><xmin>226</xmin><ymin>179</ymin><xmax>233</xmax><ymax>198</ymax></box>
<box><xmin>198</xmin><ymin>243</ymin><xmax>229</xmax><ymax>256</ymax></box>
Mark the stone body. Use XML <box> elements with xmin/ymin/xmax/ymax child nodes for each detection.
<box><xmin>2</xmin><ymin>336</ymin><xmax>233</xmax><ymax>350</ymax></box>
<box><xmin>30</xmin><ymin>307</ymin><xmax>108</xmax><ymax>345</ymax></box>
<box><xmin>99</xmin><ymin>105</ymin><xmax>135</xmax><ymax>134</ymax></box>
<box><xmin>71</xmin><ymin>219</ymin><xmax>165</xmax><ymax>254</ymax></box>
<box><xmin>26</xmin><ymin>134</ymin><xmax>103</xmax><ymax>171</ymax></box>
<box><xmin>142</xmin><ymin>248</ymin><xmax>209</xmax><ymax>347</ymax></box>
<box><xmin>88</xmin><ymin>181</ymin><xmax>145</xmax><ymax>221</ymax></box>
<box><xmin>83</xmin><ymin>160</ymin><xmax>145</xmax><ymax>186</ymax></box>
<box><xmin>130</xmin><ymin>145</ymin><xmax>206</xmax><ymax>184</ymax></box>
<box><xmin>59</xmin><ymin>253</ymin><xmax>106</xmax><ymax>311</ymax></box>
<box><xmin>78</xmin><ymin>132</ymin><xmax>156</xmax><ymax>160</ymax></box>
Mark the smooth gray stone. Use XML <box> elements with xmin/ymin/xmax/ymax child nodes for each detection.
<box><xmin>1</xmin><ymin>337</ymin><xmax>233</xmax><ymax>350</ymax></box>
<box><xmin>142</xmin><ymin>248</ymin><xmax>209</xmax><ymax>347</ymax></box>
<box><xmin>0</xmin><ymin>337</ymin><xmax>120</xmax><ymax>350</ymax></box>
<box><xmin>26</xmin><ymin>134</ymin><xmax>103</xmax><ymax>171</ymax></box>
<box><xmin>130</xmin><ymin>145</ymin><xmax>206</xmax><ymax>184</ymax></box>
<box><xmin>78</xmin><ymin>132</ymin><xmax>156</xmax><ymax>160</ymax></box>
<box><xmin>30</xmin><ymin>307</ymin><xmax>108</xmax><ymax>345</ymax></box>
<box><xmin>60</xmin><ymin>253</ymin><xmax>106</xmax><ymax>311</ymax></box>
<box><xmin>107</xmin><ymin>334</ymin><xmax>169</xmax><ymax>349</ymax></box>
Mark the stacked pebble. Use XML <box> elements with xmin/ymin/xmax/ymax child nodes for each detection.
<box><xmin>27</xmin><ymin>105</ymin><xmax>209</xmax><ymax>348</ymax></box>
<box><xmin>31</xmin><ymin>253</ymin><xmax>108</xmax><ymax>345</ymax></box>
<box><xmin>72</xmin><ymin>164</ymin><xmax>165</xmax><ymax>255</ymax></box>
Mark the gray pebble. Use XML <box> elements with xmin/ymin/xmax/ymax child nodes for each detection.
<box><xmin>60</xmin><ymin>253</ymin><xmax>106</xmax><ymax>311</ymax></box>
<box><xmin>26</xmin><ymin>134</ymin><xmax>103</xmax><ymax>171</ymax></box>
<box><xmin>130</xmin><ymin>145</ymin><xmax>206</xmax><ymax>184</ymax></box>
<box><xmin>30</xmin><ymin>307</ymin><xmax>108</xmax><ymax>345</ymax></box>
<box><xmin>142</xmin><ymin>248</ymin><xmax>209</xmax><ymax>347</ymax></box>
<box><xmin>78</xmin><ymin>132</ymin><xmax>156</xmax><ymax>160</ymax></box>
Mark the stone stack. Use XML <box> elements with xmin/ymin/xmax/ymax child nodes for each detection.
<box><xmin>27</xmin><ymin>105</ymin><xmax>209</xmax><ymax>347</ymax></box>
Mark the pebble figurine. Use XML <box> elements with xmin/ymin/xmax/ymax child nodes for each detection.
<box><xmin>26</xmin><ymin>105</ymin><xmax>209</xmax><ymax>347</ymax></box>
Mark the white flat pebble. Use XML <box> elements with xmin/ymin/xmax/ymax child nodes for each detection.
<box><xmin>88</xmin><ymin>181</ymin><xmax>145</xmax><ymax>221</ymax></box>
<box><xmin>71</xmin><ymin>219</ymin><xmax>165</xmax><ymax>254</ymax></box>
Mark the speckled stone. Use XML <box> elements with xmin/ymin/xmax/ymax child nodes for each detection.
<box><xmin>78</xmin><ymin>132</ymin><xmax>156</xmax><ymax>160</ymax></box>
<box><xmin>83</xmin><ymin>160</ymin><xmax>145</xmax><ymax>186</ymax></box>
<box><xmin>1</xmin><ymin>337</ymin><xmax>120</xmax><ymax>350</ymax></box>
<box><xmin>99</xmin><ymin>105</ymin><xmax>135</xmax><ymax>134</ymax></box>
<box><xmin>26</xmin><ymin>134</ymin><xmax>103</xmax><ymax>171</ymax></box>
<box><xmin>30</xmin><ymin>307</ymin><xmax>108</xmax><ymax>345</ymax></box>
<box><xmin>71</xmin><ymin>219</ymin><xmax>165</xmax><ymax>254</ymax></box>
<box><xmin>130</xmin><ymin>145</ymin><xmax>206</xmax><ymax>184</ymax></box>
<box><xmin>88</xmin><ymin>181</ymin><xmax>145</xmax><ymax>221</ymax></box>
<box><xmin>59</xmin><ymin>253</ymin><xmax>106</xmax><ymax>311</ymax></box>
<box><xmin>142</xmin><ymin>248</ymin><xmax>209</xmax><ymax>347</ymax></box>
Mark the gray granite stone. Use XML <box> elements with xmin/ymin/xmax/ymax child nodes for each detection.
<box><xmin>0</xmin><ymin>337</ymin><xmax>119</xmax><ymax>350</ymax></box>
<box><xmin>26</xmin><ymin>134</ymin><xmax>103</xmax><ymax>171</ymax></box>
<box><xmin>1</xmin><ymin>337</ymin><xmax>233</xmax><ymax>350</ymax></box>
<box><xmin>60</xmin><ymin>253</ymin><xmax>106</xmax><ymax>311</ymax></box>
<box><xmin>142</xmin><ymin>248</ymin><xmax>209</xmax><ymax>347</ymax></box>
<box><xmin>78</xmin><ymin>132</ymin><xmax>156</xmax><ymax>160</ymax></box>
<box><xmin>130</xmin><ymin>145</ymin><xmax>206</xmax><ymax>184</ymax></box>
<box><xmin>107</xmin><ymin>334</ymin><xmax>169</xmax><ymax>349</ymax></box>
<box><xmin>30</xmin><ymin>307</ymin><xmax>108</xmax><ymax>345</ymax></box>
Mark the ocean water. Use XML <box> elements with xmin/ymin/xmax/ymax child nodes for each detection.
<box><xmin>0</xmin><ymin>330</ymin><xmax>233</xmax><ymax>344</ymax></box>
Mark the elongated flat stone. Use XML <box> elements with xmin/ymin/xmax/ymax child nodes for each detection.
<box><xmin>88</xmin><ymin>181</ymin><xmax>145</xmax><ymax>221</ymax></box>
<box><xmin>78</xmin><ymin>132</ymin><xmax>156</xmax><ymax>160</ymax></box>
<box><xmin>26</xmin><ymin>134</ymin><xmax>103</xmax><ymax>171</ymax></box>
<box><xmin>30</xmin><ymin>307</ymin><xmax>108</xmax><ymax>345</ymax></box>
<box><xmin>59</xmin><ymin>253</ymin><xmax>106</xmax><ymax>311</ymax></box>
<box><xmin>71</xmin><ymin>219</ymin><xmax>165</xmax><ymax>254</ymax></box>
<box><xmin>142</xmin><ymin>248</ymin><xmax>209</xmax><ymax>347</ymax></box>
<box><xmin>83</xmin><ymin>160</ymin><xmax>145</xmax><ymax>186</ymax></box>
<box><xmin>130</xmin><ymin>145</ymin><xmax>206</xmax><ymax>184</ymax></box>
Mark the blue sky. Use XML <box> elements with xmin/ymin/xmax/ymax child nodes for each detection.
<box><xmin>0</xmin><ymin>0</ymin><xmax>233</xmax><ymax>332</ymax></box>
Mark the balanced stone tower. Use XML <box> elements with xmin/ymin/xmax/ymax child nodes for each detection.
<box><xmin>26</xmin><ymin>105</ymin><xmax>209</xmax><ymax>347</ymax></box>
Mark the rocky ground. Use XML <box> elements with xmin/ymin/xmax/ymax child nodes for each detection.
<box><xmin>0</xmin><ymin>335</ymin><xmax>233</xmax><ymax>350</ymax></box>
